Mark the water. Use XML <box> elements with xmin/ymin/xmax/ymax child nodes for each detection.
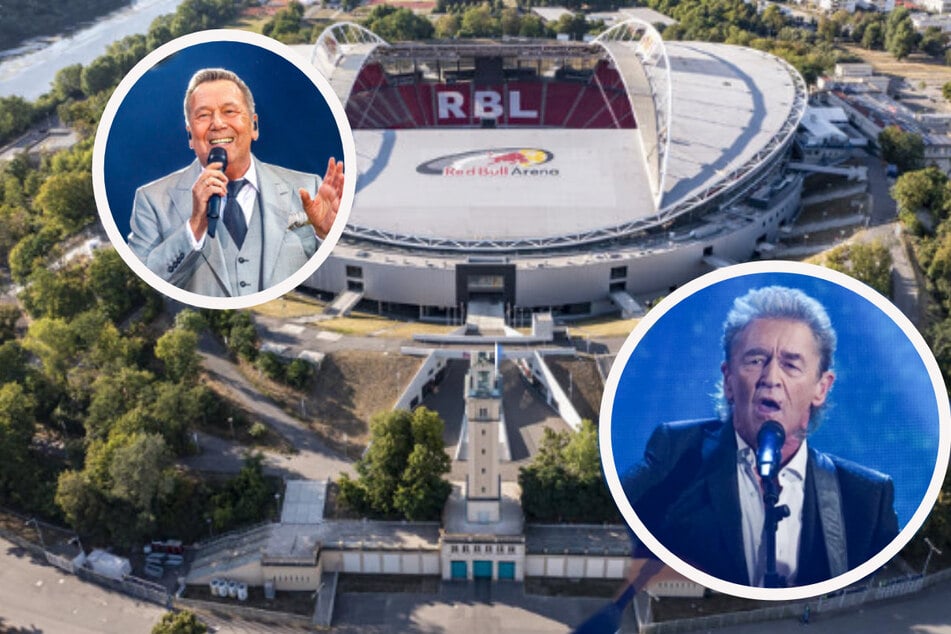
<box><xmin>0</xmin><ymin>0</ymin><xmax>185</xmax><ymax>101</ymax></box>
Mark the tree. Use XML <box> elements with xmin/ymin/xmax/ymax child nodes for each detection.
<box><xmin>920</xmin><ymin>26</ymin><xmax>946</xmax><ymax>58</ymax></box>
<box><xmin>107</xmin><ymin>432</ymin><xmax>173</xmax><ymax>512</ymax></box>
<box><xmin>879</xmin><ymin>126</ymin><xmax>924</xmax><ymax>174</ymax></box>
<box><xmin>554</xmin><ymin>13</ymin><xmax>589</xmax><ymax>41</ymax></box>
<box><xmin>817</xmin><ymin>17</ymin><xmax>837</xmax><ymax>44</ymax></box>
<box><xmin>152</xmin><ymin>610</ymin><xmax>208</xmax><ymax>634</ymax></box>
<box><xmin>88</xmin><ymin>247</ymin><xmax>153</xmax><ymax>321</ymax></box>
<box><xmin>885</xmin><ymin>8</ymin><xmax>918</xmax><ymax>60</ymax></box>
<box><xmin>760</xmin><ymin>4</ymin><xmax>786</xmax><ymax>36</ymax></box>
<box><xmin>0</xmin><ymin>202</ymin><xmax>31</xmax><ymax>263</ymax></box>
<box><xmin>820</xmin><ymin>240</ymin><xmax>893</xmax><ymax>297</ymax></box>
<box><xmin>0</xmin><ymin>383</ymin><xmax>37</xmax><ymax>506</ymax></box>
<box><xmin>155</xmin><ymin>328</ymin><xmax>201</xmax><ymax>383</ymax></box>
<box><xmin>285</xmin><ymin>358</ymin><xmax>313</xmax><ymax>389</ymax></box>
<box><xmin>262</xmin><ymin>1</ymin><xmax>308</xmax><ymax>44</ymax></box>
<box><xmin>338</xmin><ymin>408</ymin><xmax>451</xmax><ymax>520</ymax></box>
<box><xmin>9</xmin><ymin>226</ymin><xmax>62</xmax><ymax>283</ymax></box>
<box><xmin>53</xmin><ymin>64</ymin><xmax>84</xmax><ymax>101</ymax></box>
<box><xmin>210</xmin><ymin>454</ymin><xmax>275</xmax><ymax>530</ymax></box>
<box><xmin>891</xmin><ymin>166</ymin><xmax>947</xmax><ymax>234</ymax></box>
<box><xmin>500</xmin><ymin>8</ymin><xmax>522</xmax><ymax>37</ymax></box>
<box><xmin>0</xmin><ymin>304</ymin><xmax>20</xmax><ymax>343</ymax></box>
<box><xmin>943</xmin><ymin>81</ymin><xmax>951</xmax><ymax>103</ymax></box>
<box><xmin>0</xmin><ymin>96</ymin><xmax>35</xmax><ymax>144</ymax></box>
<box><xmin>363</xmin><ymin>6</ymin><xmax>435</xmax><ymax>41</ymax></box>
<box><xmin>19</xmin><ymin>265</ymin><xmax>94</xmax><ymax>320</ymax></box>
<box><xmin>519</xmin><ymin>420</ymin><xmax>617</xmax><ymax>522</ymax></box>
<box><xmin>519</xmin><ymin>14</ymin><xmax>545</xmax><ymax>38</ymax></box>
<box><xmin>460</xmin><ymin>4</ymin><xmax>500</xmax><ymax>38</ymax></box>
<box><xmin>85</xmin><ymin>367</ymin><xmax>157</xmax><ymax>440</ymax></box>
<box><xmin>81</xmin><ymin>55</ymin><xmax>121</xmax><ymax>96</ymax></box>
<box><xmin>862</xmin><ymin>21</ymin><xmax>884</xmax><ymax>50</ymax></box>
<box><xmin>435</xmin><ymin>13</ymin><xmax>460</xmax><ymax>39</ymax></box>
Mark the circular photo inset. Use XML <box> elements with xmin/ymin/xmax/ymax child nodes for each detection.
<box><xmin>92</xmin><ymin>29</ymin><xmax>356</xmax><ymax>309</ymax></box>
<box><xmin>600</xmin><ymin>260</ymin><xmax>950</xmax><ymax>601</ymax></box>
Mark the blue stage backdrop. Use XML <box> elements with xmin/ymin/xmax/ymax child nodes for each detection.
<box><xmin>104</xmin><ymin>40</ymin><xmax>345</xmax><ymax>238</ymax></box>
<box><xmin>609</xmin><ymin>271</ymin><xmax>943</xmax><ymax>529</ymax></box>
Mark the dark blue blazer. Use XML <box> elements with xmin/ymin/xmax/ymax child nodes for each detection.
<box><xmin>621</xmin><ymin>419</ymin><xmax>899</xmax><ymax>587</ymax></box>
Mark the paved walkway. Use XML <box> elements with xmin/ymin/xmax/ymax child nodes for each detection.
<box><xmin>183</xmin><ymin>338</ymin><xmax>353</xmax><ymax>481</ymax></box>
<box><xmin>330</xmin><ymin>581</ymin><xmax>616</xmax><ymax>634</ymax></box>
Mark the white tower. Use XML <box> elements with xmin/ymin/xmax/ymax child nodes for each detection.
<box><xmin>465</xmin><ymin>349</ymin><xmax>502</xmax><ymax>523</ymax></box>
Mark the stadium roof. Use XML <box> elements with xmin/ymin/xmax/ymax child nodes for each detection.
<box><xmin>298</xmin><ymin>26</ymin><xmax>804</xmax><ymax>252</ymax></box>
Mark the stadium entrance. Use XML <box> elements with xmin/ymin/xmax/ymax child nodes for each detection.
<box><xmin>456</xmin><ymin>263</ymin><xmax>515</xmax><ymax>306</ymax></box>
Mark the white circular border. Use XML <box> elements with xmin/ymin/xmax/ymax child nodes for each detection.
<box><xmin>599</xmin><ymin>260</ymin><xmax>951</xmax><ymax>601</ymax></box>
<box><xmin>92</xmin><ymin>29</ymin><xmax>357</xmax><ymax>310</ymax></box>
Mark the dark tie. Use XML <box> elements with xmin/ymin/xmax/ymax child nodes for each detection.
<box><xmin>223</xmin><ymin>179</ymin><xmax>247</xmax><ymax>248</ymax></box>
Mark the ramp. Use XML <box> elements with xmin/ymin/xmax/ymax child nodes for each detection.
<box><xmin>312</xmin><ymin>571</ymin><xmax>338</xmax><ymax>628</ymax></box>
<box><xmin>609</xmin><ymin>291</ymin><xmax>643</xmax><ymax>319</ymax></box>
<box><xmin>467</xmin><ymin>300</ymin><xmax>506</xmax><ymax>333</ymax></box>
<box><xmin>324</xmin><ymin>290</ymin><xmax>363</xmax><ymax>316</ymax></box>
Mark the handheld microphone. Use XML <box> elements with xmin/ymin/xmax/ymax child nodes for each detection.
<box><xmin>756</xmin><ymin>420</ymin><xmax>785</xmax><ymax>480</ymax></box>
<box><xmin>206</xmin><ymin>146</ymin><xmax>228</xmax><ymax>238</ymax></box>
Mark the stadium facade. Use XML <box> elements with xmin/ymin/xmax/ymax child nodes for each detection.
<box><xmin>297</xmin><ymin>21</ymin><xmax>807</xmax><ymax>322</ymax></box>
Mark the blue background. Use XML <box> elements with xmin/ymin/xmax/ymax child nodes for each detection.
<box><xmin>610</xmin><ymin>272</ymin><xmax>943</xmax><ymax>529</ymax></box>
<box><xmin>104</xmin><ymin>40</ymin><xmax>345</xmax><ymax>237</ymax></box>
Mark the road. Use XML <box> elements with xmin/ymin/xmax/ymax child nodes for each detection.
<box><xmin>0</xmin><ymin>538</ymin><xmax>166</xmax><ymax>633</ymax></box>
<box><xmin>181</xmin><ymin>337</ymin><xmax>354</xmax><ymax>481</ymax></box>
<box><xmin>715</xmin><ymin>577</ymin><xmax>951</xmax><ymax>634</ymax></box>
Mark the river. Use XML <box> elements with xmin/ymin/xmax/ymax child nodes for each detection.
<box><xmin>0</xmin><ymin>0</ymin><xmax>186</xmax><ymax>101</ymax></box>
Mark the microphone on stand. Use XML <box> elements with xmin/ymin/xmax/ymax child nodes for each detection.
<box><xmin>756</xmin><ymin>420</ymin><xmax>785</xmax><ymax>481</ymax></box>
<box><xmin>756</xmin><ymin>420</ymin><xmax>790</xmax><ymax>588</ymax></box>
<box><xmin>206</xmin><ymin>146</ymin><xmax>228</xmax><ymax>238</ymax></box>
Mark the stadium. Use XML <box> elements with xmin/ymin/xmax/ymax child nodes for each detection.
<box><xmin>295</xmin><ymin>20</ymin><xmax>807</xmax><ymax>322</ymax></box>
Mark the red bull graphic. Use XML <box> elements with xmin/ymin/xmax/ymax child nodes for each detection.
<box><xmin>416</xmin><ymin>148</ymin><xmax>556</xmax><ymax>177</ymax></box>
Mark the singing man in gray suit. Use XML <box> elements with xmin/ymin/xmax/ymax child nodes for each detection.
<box><xmin>128</xmin><ymin>68</ymin><xmax>345</xmax><ymax>297</ymax></box>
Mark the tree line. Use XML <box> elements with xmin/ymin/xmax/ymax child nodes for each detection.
<box><xmin>890</xmin><ymin>167</ymin><xmax>951</xmax><ymax>561</ymax></box>
<box><xmin>0</xmin><ymin>0</ymin><xmax>129</xmax><ymax>52</ymax></box>
<box><xmin>0</xmin><ymin>0</ymin><xmax>248</xmax><ymax>147</ymax></box>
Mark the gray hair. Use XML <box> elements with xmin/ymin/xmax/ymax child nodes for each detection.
<box><xmin>183</xmin><ymin>68</ymin><xmax>256</xmax><ymax>124</ymax></box>
<box><xmin>716</xmin><ymin>285</ymin><xmax>837</xmax><ymax>429</ymax></box>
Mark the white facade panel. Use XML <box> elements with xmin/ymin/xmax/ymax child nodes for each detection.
<box><xmin>422</xmin><ymin>554</ymin><xmax>441</xmax><ymax>575</ymax></box>
<box><xmin>526</xmin><ymin>557</ymin><xmax>546</xmax><ymax>577</ymax></box>
<box><xmin>565</xmin><ymin>557</ymin><xmax>586</xmax><ymax>578</ymax></box>
<box><xmin>342</xmin><ymin>552</ymin><xmax>362</xmax><ymax>572</ymax></box>
<box><xmin>382</xmin><ymin>553</ymin><xmax>401</xmax><ymax>574</ymax></box>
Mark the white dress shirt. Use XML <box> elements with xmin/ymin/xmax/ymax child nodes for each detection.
<box><xmin>736</xmin><ymin>431</ymin><xmax>808</xmax><ymax>586</ymax></box>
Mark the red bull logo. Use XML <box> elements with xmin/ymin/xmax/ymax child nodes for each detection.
<box><xmin>417</xmin><ymin>148</ymin><xmax>556</xmax><ymax>177</ymax></box>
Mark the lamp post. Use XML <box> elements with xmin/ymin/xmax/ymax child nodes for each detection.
<box><xmin>923</xmin><ymin>537</ymin><xmax>942</xmax><ymax>576</ymax></box>
<box><xmin>25</xmin><ymin>518</ymin><xmax>45</xmax><ymax>550</ymax></box>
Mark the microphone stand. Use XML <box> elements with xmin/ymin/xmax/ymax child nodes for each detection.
<box><xmin>762</xmin><ymin>474</ymin><xmax>790</xmax><ymax>588</ymax></box>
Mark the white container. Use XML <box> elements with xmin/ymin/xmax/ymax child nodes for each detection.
<box><xmin>227</xmin><ymin>580</ymin><xmax>238</xmax><ymax>598</ymax></box>
<box><xmin>208</xmin><ymin>578</ymin><xmax>219</xmax><ymax>595</ymax></box>
<box><xmin>237</xmin><ymin>582</ymin><xmax>248</xmax><ymax>601</ymax></box>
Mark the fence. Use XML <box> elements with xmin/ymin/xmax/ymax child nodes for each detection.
<box><xmin>174</xmin><ymin>596</ymin><xmax>313</xmax><ymax>629</ymax></box>
<box><xmin>0</xmin><ymin>512</ymin><xmax>170</xmax><ymax>608</ymax></box>
<box><xmin>636</xmin><ymin>568</ymin><xmax>951</xmax><ymax>633</ymax></box>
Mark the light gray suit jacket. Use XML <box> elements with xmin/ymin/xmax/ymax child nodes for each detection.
<box><xmin>128</xmin><ymin>156</ymin><xmax>320</xmax><ymax>297</ymax></box>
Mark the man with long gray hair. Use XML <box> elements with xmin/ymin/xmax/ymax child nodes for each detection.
<box><xmin>622</xmin><ymin>285</ymin><xmax>898</xmax><ymax>587</ymax></box>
